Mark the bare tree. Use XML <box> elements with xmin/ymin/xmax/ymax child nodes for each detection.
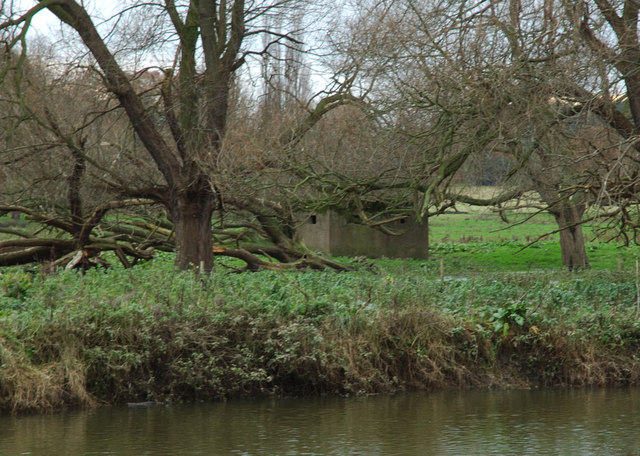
<box><xmin>564</xmin><ymin>0</ymin><xmax>640</xmax><ymax>242</ymax></box>
<box><xmin>0</xmin><ymin>0</ymin><xmax>357</xmax><ymax>271</ymax></box>
<box><xmin>0</xmin><ymin>46</ymin><xmax>167</xmax><ymax>268</ymax></box>
<box><xmin>330</xmin><ymin>0</ymin><xmax>634</xmax><ymax>269</ymax></box>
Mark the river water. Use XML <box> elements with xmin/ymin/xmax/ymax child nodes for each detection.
<box><xmin>2</xmin><ymin>388</ymin><xmax>640</xmax><ymax>455</ymax></box>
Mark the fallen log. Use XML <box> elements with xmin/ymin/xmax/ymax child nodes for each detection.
<box><xmin>0</xmin><ymin>245</ymin><xmax>73</xmax><ymax>266</ymax></box>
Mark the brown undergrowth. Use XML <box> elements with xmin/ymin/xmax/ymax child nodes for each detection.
<box><xmin>2</xmin><ymin>304</ymin><xmax>640</xmax><ymax>414</ymax></box>
<box><xmin>3</xmin><ymin>261</ymin><xmax>640</xmax><ymax>413</ymax></box>
<box><xmin>0</xmin><ymin>340</ymin><xmax>95</xmax><ymax>413</ymax></box>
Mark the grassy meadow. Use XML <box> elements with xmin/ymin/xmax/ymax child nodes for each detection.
<box><xmin>426</xmin><ymin>203</ymin><xmax>638</xmax><ymax>272</ymax></box>
<box><xmin>2</xmin><ymin>205</ymin><xmax>640</xmax><ymax>413</ymax></box>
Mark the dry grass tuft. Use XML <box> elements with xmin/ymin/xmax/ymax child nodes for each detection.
<box><xmin>0</xmin><ymin>338</ymin><xmax>95</xmax><ymax>413</ymax></box>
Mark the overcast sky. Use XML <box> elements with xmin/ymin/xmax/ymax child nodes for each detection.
<box><xmin>14</xmin><ymin>0</ymin><xmax>121</xmax><ymax>34</ymax></box>
<box><xmin>11</xmin><ymin>0</ymin><xmax>337</xmax><ymax>96</ymax></box>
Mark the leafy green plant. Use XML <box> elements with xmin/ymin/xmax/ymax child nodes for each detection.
<box><xmin>478</xmin><ymin>300</ymin><xmax>533</xmax><ymax>337</ymax></box>
<box><xmin>2</xmin><ymin>249</ymin><xmax>640</xmax><ymax>413</ymax></box>
<box><xmin>0</xmin><ymin>269</ymin><xmax>33</xmax><ymax>300</ymax></box>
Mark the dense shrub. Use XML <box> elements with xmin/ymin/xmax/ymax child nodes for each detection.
<box><xmin>2</xmin><ymin>256</ymin><xmax>640</xmax><ymax>412</ymax></box>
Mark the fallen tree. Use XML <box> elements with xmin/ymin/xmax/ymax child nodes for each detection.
<box><xmin>0</xmin><ymin>194</ymin><xmax>356</xmax><ymax>272</ymax></box>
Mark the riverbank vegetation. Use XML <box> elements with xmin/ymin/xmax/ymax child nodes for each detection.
<box><xmin>4</xmin><ymin>1</ymin><xmax>640</xmax><ymax>273</ymax></box>
<box><xmin>4</xmin><ymin>0</ymin><xmax>640</xmax><ymax>415</ymax></box>
<box><xmin>2</xmin><ymin>249</ymin><xmax>640</xmax><ymax>413</ymax></box>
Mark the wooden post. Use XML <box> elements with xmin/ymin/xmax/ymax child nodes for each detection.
<box><xmin>636</xmin><ymin>257</ymin><xmax>640</xmax><ymax>316</ymax></box>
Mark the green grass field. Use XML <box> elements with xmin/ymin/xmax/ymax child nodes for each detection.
<box><xmin>3</xmin><ymin>201</ymin><xmax>638</xmax><ymax>273</ymax></box>
<box><xmin>423</xmin><ymin>206</ymin><xmax>638</xmax><ymax>273</ymax></box>
<box><xmin>429</xmin><ymin>211</ymin><xmax>558</xmax><ymax>243</ymax></box>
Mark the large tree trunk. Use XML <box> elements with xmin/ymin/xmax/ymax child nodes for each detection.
<box><xmin>553</xmin><ymin>203</ymin><xmax>589</xmax><ymax>271</ymax></box>
<box><xmin>173</xmin><ymin>189</ymin><xmax>216</xmax><ymax>271</ymax></box>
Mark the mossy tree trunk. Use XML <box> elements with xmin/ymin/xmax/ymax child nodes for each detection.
<box><xmin>551</xmin><ymin>202</ymin><xmax>589</xmax><ymax>271</ymax></box>
<box><xmin>173</xmin><ymin>185</ymin><xmax>216</xmax><ymax>271</ymax></box>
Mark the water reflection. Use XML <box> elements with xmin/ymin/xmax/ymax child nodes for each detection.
<box><xmin>2</xmin><ymin>388</ymin><xmax>640</xmax><ymax>455</ymax></box>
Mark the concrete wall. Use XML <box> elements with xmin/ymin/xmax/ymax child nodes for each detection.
<box><xmin>297</xmin><ymin>211</ymin><xmax>428</xmax><ymax>259</ymax></box>
<box><xmin>298</xmin><ymin>213</ymin><xmax>332</xmax><ymax>253</ymax></box>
